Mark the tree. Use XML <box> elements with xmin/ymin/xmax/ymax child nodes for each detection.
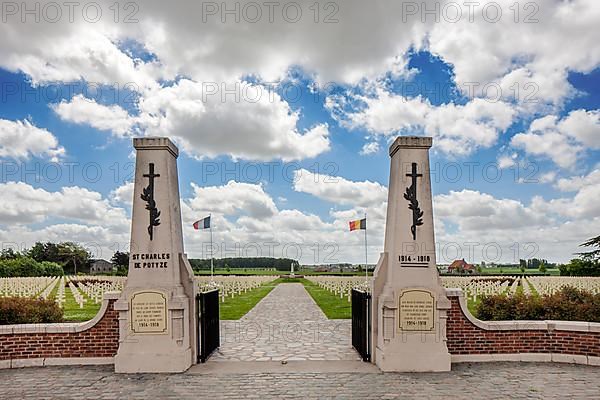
<box><xmin>560</xmin><ymin>258</ymin><xmax>600</xmax><ymax>276</ymax></box>
<box><xmin>559</xmin><ymin>236</ymin><xmax>600</xmax><ymax>276</ymax></box>
<box><xmin>578</xmin><ymin>235</ymin><xmax>600</xmax><ymax>260</ymax></box>
<box><xmin>27</xmin><ymin>242</ymin><xmax>91</xmax><ymax>274</ymax></box>
<box><xmin>539</xmin><ymin>261</ymin><xmax>547</xmax><ymax>274</ymax></box>
<box><xmin>0</xmin><ymin>248</ymin><xmax>20</xmax><ymax>260</ymax></box>
<box><xmin>111</xmin><ymin>251</ymin><xmax>130</xmax><ymax>267</ymax></box>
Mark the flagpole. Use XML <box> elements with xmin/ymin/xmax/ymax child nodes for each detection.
<box><xmin>364</xmin><ymin>212</ymin><xmax>368</xmax><ymax>282</ymax></box>
<box><xmin>209</xmin><ymin>213</ymin><xmax>214</xmax><ymax>283</ymax></box>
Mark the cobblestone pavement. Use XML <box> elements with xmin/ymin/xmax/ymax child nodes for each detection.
<box><xmin>1</xmin><ymin>362</ymin><xmax>599</xmax><ymax>399</ymax></box>
<box><xmin>210</xmin><ymin>283</ymin><xmax>361</xmax><ymax>362</ymax></box>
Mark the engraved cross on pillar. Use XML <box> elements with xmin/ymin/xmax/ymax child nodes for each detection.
<box><xmin>141</xmin><ymin>163</ymin><xmax>161</xmax><ymax>240</ymax></box>
<box><xmin>404</xmin><ymin>162</ymin><xmax>423</xmax><ymax>240</ymax></box>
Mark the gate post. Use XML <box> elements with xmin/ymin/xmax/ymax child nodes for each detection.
<box><xmin>371</xmin><ymin>136</ymin><xmax>451</xmax><ymax>372</ymax></box>
<box><xmin>114</xmin><ymin>138</ymin><xmax>196</xmax><ymax>373</ymax></box>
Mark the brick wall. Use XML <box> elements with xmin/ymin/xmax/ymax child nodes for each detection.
<box><xmin>446</xmin><ymin>293</ymin><xmax>600</xmax><ymax>358</ymax></box>
<box><xmin>0</xmin><ymin>295</ymin><xmax>119</xmax><ymax>365</ymax></box>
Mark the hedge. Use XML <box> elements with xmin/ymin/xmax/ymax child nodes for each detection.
<box><xmin>0</xmin><ymin>297</ymin><xmax>63</xmax><ymax>325</ymax></box>
<box><xmin>0</xmin><ymin>257</ymin><xmax>64</xmax><ymax>277</ymax></box>
<box><xmin>475</xmin><ymin>286</ymin><xmax>600</xmax><ymax>322</ymax></box>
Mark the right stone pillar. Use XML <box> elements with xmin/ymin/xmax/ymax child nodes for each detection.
<box><xmin>372</xmin><ymin>136</ymin><xmax>451</xmax><ymax>372</ymax></box>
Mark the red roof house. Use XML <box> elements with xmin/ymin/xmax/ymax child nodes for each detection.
<box><xmin>448</xmin><ymin>259</ymin><xmax>476</xmax><ymax>274</ymax></box>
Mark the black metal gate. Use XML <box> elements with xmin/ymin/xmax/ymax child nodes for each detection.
<box><xmin>351</xmin><ymin>289</ymin><xmax>371</xmax><ymax>362</ymax></box>
<box><xmin>197</xmin><ymin>289</ymin><xmax>220</xmax><ymax>363</ymax></box>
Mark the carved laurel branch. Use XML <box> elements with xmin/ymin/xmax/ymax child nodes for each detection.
<box><xmin>404</xmin><ymin>187</ymin><xmax>424</xmax><ymax>226</ymax></box>
<box><xmin>141</xmin><ymin>185</ymin><xmax>161</xmax><ymax>228</ymax></box>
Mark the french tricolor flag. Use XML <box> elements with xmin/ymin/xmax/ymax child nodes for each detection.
<box><xmin>193</xmin><ymin>216</ymin><xmax>210</xmax><ymax>230</ymax></box>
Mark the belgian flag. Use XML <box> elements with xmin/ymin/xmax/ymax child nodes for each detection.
<box><xmin>349</xmin><ymin>218</ymin><xmax>366</xmax><ymax>231</ymax></box>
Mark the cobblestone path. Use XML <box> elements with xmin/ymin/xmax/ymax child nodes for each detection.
<box><xmin>1</xmin><ymin>362</ymin><xmax>599</xmax><ymax>399</ymax></box>
<box><xmin>210</xmin><ymin>283</ymin><xmax>360</xmax><ymax>361</ymax></box>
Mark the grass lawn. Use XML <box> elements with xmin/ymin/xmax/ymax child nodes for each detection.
<box><xmin>478</xmin><ymin>267</ymin><xmax>560</xmax><ymax>276</ymax></box>
<box><xmin>219</xmin><ymin>278</ymin><xmax>280</xmax><ymax>320</ymax></box>
<box><xmin>62</xmin><ymin>284</ymin><xmax>102</xmax><ymax>322</ymax></box>
<box><xmin>218</xmin><ymin>277</ymin><xmax>353</xmax><ymax>320</ymax></box>
<box><xmin>46</xmin><ymin>280</ymin><xmax>101</xmax><ymax>322</ymax></box>
<box><xmin>195</xmin><ymin>269</ymin><xmax>370</xmax><ymax>276</ymax></box>
<box><xmin>300</xmin><ymin>278</ymin><xmax>352</xmax><ymax>319</ymax></box>
<box><xmin>196</xmin><ymin>269</ymin><xmax>283</xmax><ymax>276</ymax></box>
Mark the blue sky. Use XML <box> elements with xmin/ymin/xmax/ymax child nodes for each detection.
<box><xmin>0</xmin><ymin>0</ymin><xmax>599</xmax><ymax>264</ymax></box>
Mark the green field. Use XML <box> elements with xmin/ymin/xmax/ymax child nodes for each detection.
<box><xmin>207</xmin><ymin>277</ymin><xmax>352</xmax><ymax>320</ymax></box>
<box><xmin>476</xmin><ymin>267</ymin><xmax>560</xmax><ymax>276</ymax></box>
<box><xmin>195</xmin><ymin>268</ymin><xmax>370</xmax><ymax>276</ymax></box>
<box><xmin>219</xmin><ymin>278</ymin><xmax>279</xmax><ymax>320</ymax></box>
<box><xmin>45</xmin><ymin>279</ymin><xmax>102</xmax><ymax>322</ymax></box>
<box><xmin>39</xmin><ymin>274</ymin><xmax>353</xmax><ymax>323</ymax></box>
<box><xmin>301</xmin><ymin>278</ymin><xmax>352</xmax><ymax>319</ymax></box>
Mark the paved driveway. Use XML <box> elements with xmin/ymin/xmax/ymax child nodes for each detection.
<box><xmin>210</xmin><ymin>283</ymin><xmax>360</xmax><ymax>362</ymax></box>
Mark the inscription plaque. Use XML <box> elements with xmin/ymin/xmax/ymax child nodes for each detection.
<box><xmin>398</xmin><ymin>289</ymin><xmax>435</xmax><ymax>331</ymax></box>
<box><xmin>130</xmin><ymin>291</ymin><xmax>168</xmax><ymax>334</ymax></box>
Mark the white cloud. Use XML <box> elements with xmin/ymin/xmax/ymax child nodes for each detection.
<box><xmin>538</xmin><ymin>171</ymin><xmax>557</xmax><ymax>184</ymax></box>
<box><xmin>555</xmin><ymin>168</ymin><xmax>600</xmax><ymax>192</ymax></box>
<box><xmin>0</xmin><ymin>119</ymin><xmax>64</xmax><ymax>161</ymax></box>
<box><xmin>0</xmin><ymin>224</ymin><xmax>128</xmax><ymax>260</ymax></box>
<box><xmin>360</xmin><ymin>141</ymin><xmax>380</xmax><ymax>155</ymax></box>
<box><xmin>0</xmin><ymin>21</ymin><xmax>159</xmax><ymax>90</ymax></box>
<box><xmin>52</xmin><ymin>80</ymin><xmax>331</xmax><ymax>161</ymax></box>
<box><xmin>110</xmin><ymin>182</ymin><xmax>134</xmax><ymax>206</ymax></box>
<box><xmin>428</xmin><ymin>0</ymin><xmax>600</xmax><ymax>107</ymax></box>
<box><xmin>293</xmin><ymin>168</ymin><xmax>387</xmax><ymax>208</ymax></box>
<box><xmin>53</xmin><ymin>95</ymin><xmax>136</xmax><ymax>137</ymax></box>
<box><xmin>138</xmin><ymin>79</ymin><xmax>330</xmax><ymax>161</ymax></box>
<box><xmin>342</xmin><ymin>90</ymin><xmax>430</xmax><ymax>134</ymax></box>
<box><xmin>0</xmin><ymin>182</ymin><xmax>129</xmax><ymax>229</ymax></box>
<box><xmin>187</xmin><ymin>181</ymin><xmax>277</xmax><ymax>219</ymax></box>
<box><xmin>434</xmin><ymin>189</ymin><xmax>547</xmax><ymax>231</ymax></box>
<box><xmin>433</xmin><ymin>188</ymin><xmax>599</xmax><ymax>263</ymax></box>
<box><xmin>124</xmin><ymin>0</ymin><xmax>429</xmax><ymax>85</ymax></box>
<box><xmin>0</xmin><ymin>181</ymin><xmax>130</xmax><ymax>259</ymax></box>
<box><xmin>425</xmin><ymin>99</ymin><xmax>515</xmax><ymax>155</ymax></box>
<box><xmin>498</xmin><ymin>155</ymin><xmax>516</xmax><ymax>169</ymax></box>
<box><xmin>557</xmin><ymin>109</ymin><xmax>600</xmax><ymax>149</ymax></box>
<box><xmin>333</xmin><ymin>88</ymin><xmax>515</xmax><ymax>156</ymax></box>
<box><xmin>532</xmin><ymin>185</ymin><xmax>600</xmax><ymax>220</ymax></box>
<box><xmin>511</xmin><ymin>110</ymin><xmax>599</xmax><ymax>169</ymax></box>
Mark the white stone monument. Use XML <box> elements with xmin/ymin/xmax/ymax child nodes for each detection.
<box><xmin>114</xmin><ymin>137</ymin><xmax>197</xmax><ymax>373</ymax></box>
<box><xmin>371</xmin><ymin>136</ymin><xmax>451</xmax><ymax>372</ymax></box>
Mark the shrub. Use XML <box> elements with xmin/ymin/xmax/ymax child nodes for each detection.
<box><xmin>0</xmin><ymin>257</ymin><xmax>64</xmax><ymax>277</ymax></box>
<box><xmin>0</xmin><ymin>297</ymin><xmax>63</xmax><ymax>325</ymax></box>
<box><xmin>475</xmin><ymin>286</ymin><xmax>600</xmax><ymax>322</ymax></box>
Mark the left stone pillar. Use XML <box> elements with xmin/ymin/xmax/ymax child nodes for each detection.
<box><xmin>114</xmin><ymin>137</ymin><xmax>196</xmax><ymax>373</ymax></box>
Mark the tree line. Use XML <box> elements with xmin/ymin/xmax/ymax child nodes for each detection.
<box><xmin>189</xmin><ymin>257</ymin><xmax>299</xmax><ymax>271</ymax></box>
<box><xmin>0</xmin><ymin>242</ymin><xmax>93</xmax><ymax>277</ymax></box>
<box><xmin>559</xmin><ymin>235</ymin><xmax>600</xmax><ymax>276</ymax></box>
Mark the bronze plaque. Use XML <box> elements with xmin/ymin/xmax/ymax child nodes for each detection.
<box><xmin>130</xmin><ymin>290</ymin><xmax>168</xmax><ymax>334</ymax></box>
<box><xmin>398</xmin><ymin>289</ymin><xmax>435</xmax><ymax>331</ymax></box>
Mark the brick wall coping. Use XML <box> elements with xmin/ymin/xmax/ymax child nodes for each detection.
<box><xmin>0</xmin><ymin>291</ymin><xmax>120</xmax><ymax>335</ymax></box>
<box><xmin>445</xmin><ymin>288</ymin><xmax>600</xmax><ymax>333</ymax></box>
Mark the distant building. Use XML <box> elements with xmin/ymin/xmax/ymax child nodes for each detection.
<box><xmin>448</xmin><ymin>259</ymin><xmax>476</xmax><ymax>274</ymax></box>
<box><xmin>89</xmin><ymin>259</ymin><xmax>114</xmax><ymax>274</ymax></box>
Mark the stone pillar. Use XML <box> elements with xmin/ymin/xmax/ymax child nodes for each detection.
<box><xmin>371</xmin><ymin>136</ymin><xmax>451</xmax><ymax>372</ymax></box>
<box><xmin>114</xmin><ymin>137</ymin><xmax>196</xmax><ymax>373</ymax></box>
